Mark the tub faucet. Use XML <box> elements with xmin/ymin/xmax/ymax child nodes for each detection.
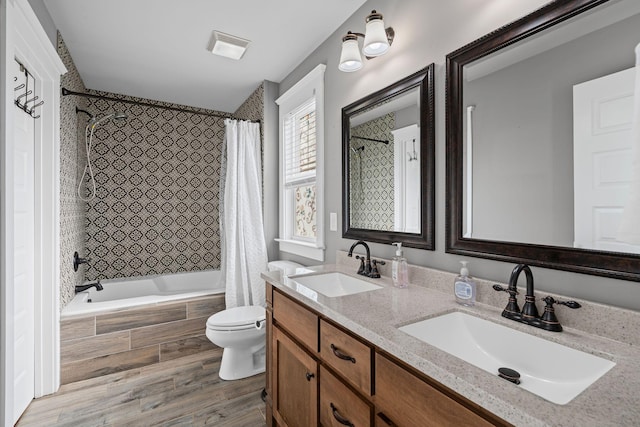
<box><xmin>493</xmin><ymin>264</ymin><xmax>581</xmax><ymax>332</ymax></box>
<box><xmin>348</xmin><ymin>240</ymin><xmax>372</xmax><ymax>276</ymax></box>
<box><xmin>75</xmin><ymin>280</ymin><xmax>103</xmax><ymax>293</ymax></box>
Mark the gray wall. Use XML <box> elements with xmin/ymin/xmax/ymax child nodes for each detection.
<box><xmin>466</xmin><ymin>12</ymin><xmax>640</xmax><ymax>246</ymax></box>
<box><xmin>262</xmin><ymin>81</ymin><xmax>280</xmax><ymax>262</ymax></box>
<box><xmin>27</xmin><ymin>0</ymin><xmax>56</xmax><ymax>46</ymax></box>
<box><xmin>276</xmin><ymin>0</ymin><xmax>640</xmax><ymax>311</ymax></box>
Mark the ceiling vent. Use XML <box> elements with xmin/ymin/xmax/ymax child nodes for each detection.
<box><xmin>208</xmin><ymin>31</ymin><xmax>250</xmax><ymax>60</ymax></box>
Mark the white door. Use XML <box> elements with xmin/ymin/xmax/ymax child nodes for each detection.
<box><xmin>392</xmin><ymin>124</ymin><xmax>420</xmax><ymax>233</ymax></box>
<box><xmin>573</xmin><ymin>67</ymin><xmax>640</xmax><ymax>253</ymax></box>
<box><xmin>12</xmin><ymin>60</ymin><xmax>36</xmax><ymax>423</ymax></box>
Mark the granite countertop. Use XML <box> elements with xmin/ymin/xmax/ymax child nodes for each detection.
<box><xmin>262</xmin><ymin>263</ymin><xmax>640</xmax><ymax>427</ymax></box>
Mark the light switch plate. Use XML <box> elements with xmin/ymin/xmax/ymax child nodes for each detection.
<box><xmin>330</xmin><ymin>212</ymin><xmax>337</xmax><ymax>231</ymax></box>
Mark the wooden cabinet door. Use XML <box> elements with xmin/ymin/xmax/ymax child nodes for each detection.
<box><xmin>272</xmin><ymin>326</ymin><xmax>318</xmax><ymax>427</ymax></box>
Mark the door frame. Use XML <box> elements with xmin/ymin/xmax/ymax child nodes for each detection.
<box><xmin>1</xmin><ymin>0</ymin><xmax>66</xmax><ymax>423</ymax></box>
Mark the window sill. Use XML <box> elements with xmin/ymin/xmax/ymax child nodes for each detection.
<box><xmin>276</xmin><ymin>239</ymin><xmax>325</xmax><ymax>261</ymax></box>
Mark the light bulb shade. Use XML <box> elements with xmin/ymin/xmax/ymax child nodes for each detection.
<box><xmin>363</xmin><ymin>13</ymin><xmax>389</xmax><ymax>57</ymax></box>
<box><xmin>339</xmin><ymin>36</ymin><xmax>363</xmax><ymax>72</ymax></box>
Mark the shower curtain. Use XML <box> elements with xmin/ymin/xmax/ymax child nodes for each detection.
<box><xmin>220</xmin><ymin>119</ymin><xmax>268</xmax><ymax>308</ymax></box>
<box><xmin>618</xmin><ymin>43</ymin><xmax>640</xmax><ymax>244</ymax></box>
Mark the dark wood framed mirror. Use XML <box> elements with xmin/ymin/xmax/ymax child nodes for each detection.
<box><xmin>446</xmin><ymin>0</ymin><xmax>640</xmax><ymax>281</ymax></box>
<box><xmin>342</xmin><ymin>64</ymin><xmax>435</xmax><ymax>249</ymax></box>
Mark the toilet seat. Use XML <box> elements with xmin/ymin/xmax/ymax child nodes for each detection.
<box><xmin>206</xmin><ymin>305</ymin><xmax>265</xmax><ymax>331</ymax></box>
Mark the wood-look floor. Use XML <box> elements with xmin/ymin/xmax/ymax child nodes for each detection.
<box><xmin>17</xmin><ymin>348</ymin><xmax>267</xmax><ymax>427</ymax></box>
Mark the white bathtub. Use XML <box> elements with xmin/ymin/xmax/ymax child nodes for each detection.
<box><xmin>62</xmin><ymin>269</ymin><xmax>224</xmax><ymax>317</ymax></box>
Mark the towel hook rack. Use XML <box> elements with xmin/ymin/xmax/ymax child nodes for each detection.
<box><xmin>14</xmin><ymin>59</ymin><xmax>44</xmax><ymax>119</ymax></box>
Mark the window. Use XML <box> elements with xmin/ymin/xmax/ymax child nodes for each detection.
<box><xmin>276</xmin><ymin>64</ymin><xmax>325</xmax><ymax>260</ymax></box>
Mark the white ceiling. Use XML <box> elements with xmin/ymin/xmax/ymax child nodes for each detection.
<box><xmin>43</xmin><ymin>0</ymin><xmax>367</xmax><ymax>112</ymax></box>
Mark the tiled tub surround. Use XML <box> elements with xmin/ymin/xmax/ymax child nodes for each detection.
<box><xmin>262</xmin><ymin>254</ymin><xmax>640</xmax><ymax>426</ymax></box>
<box><xmin>60</xmin><ymin>294</ymin><xmax>224</xmax><ymax>384</ymax></box>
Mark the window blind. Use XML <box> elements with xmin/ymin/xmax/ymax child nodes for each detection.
<box><xmin>284</xmin><ymin>98</ymin><xmax>316</xmax><ymax>187</ymax></box>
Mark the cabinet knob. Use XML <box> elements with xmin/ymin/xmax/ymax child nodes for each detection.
<box><xmin>305</xmin><ymin>372</ymin><xmax>315</xmax><ymax>381</ymax></box>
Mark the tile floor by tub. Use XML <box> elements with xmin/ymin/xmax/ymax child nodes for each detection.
<box><xmin>17</xmin><ymin>347</ymin><xmax>266</xmax><ymax>426</ymax></box>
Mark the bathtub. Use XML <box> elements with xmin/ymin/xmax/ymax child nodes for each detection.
<box><xmin>62</xmin><ymin>269</ymin><xmax>224</xmax><ymax>317</ymax></box>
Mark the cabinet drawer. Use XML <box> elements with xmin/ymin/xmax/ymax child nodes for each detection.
<box><xmin>375</xmin><ymin>353</ymin><xmax>498</xmax><ymax>427</ymax></box>
<box><xmin>320</xmin><ymin>366</ymin><xmax>371</xmax><ymax>427</ymax></box>
<box><xmin>273</xmin><ymin>290</ymin><xmax>318</xmax><ymax>352</ymax></box>
<box><xmin>320</xmin><ymin>319</ymin><xmax>372</xmax><ymax>396</ymax></box>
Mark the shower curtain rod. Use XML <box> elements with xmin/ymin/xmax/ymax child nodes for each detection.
<box><xmin>61</xmin><ymin>87</ymin><xmax>260</xmax><ymax>123</ymax></box>
<box><xmin>350</xmin><ymin>135</ymin><xmax>389</xmax><ymax>144</ymax></box>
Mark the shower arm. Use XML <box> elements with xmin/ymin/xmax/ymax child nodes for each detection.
<box><xmin>75</xmin><ymin>106</ymin><xmax>95</xmax><ymax>122</ymax></box>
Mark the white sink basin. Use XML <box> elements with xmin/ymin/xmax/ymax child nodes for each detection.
<box><xmin>399</xmin><ymin>312</ymin><xmax>615</xmax><ymax>405</ymax></box>
<box><xmin>290</xmin><ymin>272</ymin><xmax>382</xmax><ymax>298</ymax></box>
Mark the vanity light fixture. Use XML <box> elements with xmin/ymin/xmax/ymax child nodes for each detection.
<box><xmin>338</xmin><ymin>10</ymin><xmax>395</xmax><ymax>72</ymax></box>
<box><xmin>208</xmin><ymin>31</ymin><xmax>250</xmax><ymax>60</ymax></box>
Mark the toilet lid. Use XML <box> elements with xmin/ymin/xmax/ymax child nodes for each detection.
<box><xmin>206</xmin><ymin>305</ymin><xmax>265</xmax><ymax>328</ymax></box>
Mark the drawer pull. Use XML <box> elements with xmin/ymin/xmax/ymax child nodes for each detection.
<box><xmin>305</xmin><ymin>372</ymin><xmax>315</xmax><ymax>381</ymax></box>
<box><xmin>330</xmin><ymin>344</ymin><xmax>356</xmax><ymax>363</ymax></box>
<box><xmin>330</xmin><ymin>403</ymin><xmax>354</xmax><ymax>427</ymax></box>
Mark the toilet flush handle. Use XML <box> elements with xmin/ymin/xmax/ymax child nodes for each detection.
<box><xmin>255</xmin><ymin>319</ymin><xmax>265</xmax><ymax>330</ymax></box>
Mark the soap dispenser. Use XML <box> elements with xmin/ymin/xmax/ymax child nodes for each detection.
<box><xmin>454</xmin><ymin>260</ymin><xmax>476</xmax><ymax>306</ymax></box>
<box><xmin>391</xmin><ymin>242</ymin><xmax>409</xmax><ymax>288</ymax></box>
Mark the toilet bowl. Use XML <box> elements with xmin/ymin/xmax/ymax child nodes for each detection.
<box><xmin>206</xmin><ymin>260</ymin><xmax>304</xmax><ymax>380</ymax></box>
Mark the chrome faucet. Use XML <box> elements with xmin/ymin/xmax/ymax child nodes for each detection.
<box><xmin>75</xmin><ymin>280</ymin><xmax>103</xmax><ymax>293</ymax></box>
<box><xmin>493</xmin><ymin>264</ymin><xmax>581</xmax><ymax>332</ymax></box>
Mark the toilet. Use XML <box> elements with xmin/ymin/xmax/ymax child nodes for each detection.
<box><xmin>206</xmin><ymin>260</ymin><xmax>304</xmax><ymax>380</ymax></box>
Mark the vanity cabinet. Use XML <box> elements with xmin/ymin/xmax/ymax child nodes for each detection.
<box><xmin>265</xmin><ymin>282</ymin><xmax>508</xmax><ymax>427</ymax></box>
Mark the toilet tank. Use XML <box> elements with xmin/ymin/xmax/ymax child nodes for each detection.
<box><xmin>267</xmin><ymin>260</ymin><xmax>304</xmax><ymax>273</ymax></box>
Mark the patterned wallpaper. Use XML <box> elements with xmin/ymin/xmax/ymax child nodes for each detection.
<box><xmin>234</xmin><ymin>83</ymin><xmax>264</xmax><ymax>121</ymax></box>
<box><xmin>83</xmin><ymin>94</ymin><xmax>228</xmax><ymax>280</ymax></box>
<box><xmin>58</xmin><ymin>35</ymin><xmax>88</xmax><ymax>308</ymax></box>
<box><xmin>349</xmin><ymin>113</ymin><xmax>395</xmax><ymax>230</ymax></box>
<box><xmin>234</xmin><ymin>83</ymin><xmax>266</xmax><ymax>178</ymax></box>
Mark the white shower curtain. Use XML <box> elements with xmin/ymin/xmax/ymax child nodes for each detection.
<box><xmin>220</xmin><ymin>119</ymin><xmax>268</xmax><ymax>308</ymax></box>
<box><xmin>618</xmin><ymin>43</ymin><xmax>640</xmax><ymax>244</ymax></box>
